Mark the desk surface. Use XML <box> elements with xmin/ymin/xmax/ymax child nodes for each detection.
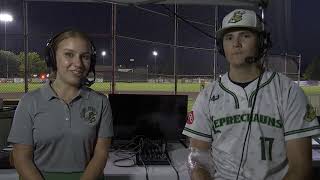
<box><xmin>0</xmin><ymin>144</ymin><xmax>190</xmax><ymax>180</ymax></box>
<box><xmin>0</xmin><ymin>169</ymin><xmax>19</xmax><ymax>180</ymax></box>
<box><xmin>2</xmin><ymin>146</ymin><xmax>320</xmax><ymax>180</ymax></box>
<box><xmin>104</xmin><ymin>143</ymin><xmax>190</xmax><ymax>180</ymax></box>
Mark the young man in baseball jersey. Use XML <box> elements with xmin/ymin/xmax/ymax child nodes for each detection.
<box><xmin>183</xmin><ymin>9</ymin><xmax>320</xmax><ymax>180</ymax></box>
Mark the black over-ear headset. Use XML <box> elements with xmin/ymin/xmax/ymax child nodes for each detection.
<box><xmin>45</xmin><ymin>30</ymin><xmax>96</xmax><ymax>86</ymax></box>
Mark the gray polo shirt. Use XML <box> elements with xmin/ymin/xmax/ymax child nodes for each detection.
<box><xmin>8</xmin><ymin>82</ymin><xmax>113</xmax><ymax>172</ymax></box>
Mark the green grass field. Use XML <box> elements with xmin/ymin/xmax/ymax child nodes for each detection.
<box><xmin>300</xmin><ymin>86</ymin><xmax>320</xmax><ymax>95</ymax></box>
<box><xmin>1</xmin><ymin>82</ymin><xmax>320</xmax><ymax>95</ymax></box>
<box><xmin>0</xmin><ymin>82</ymin><xmax>203</xmax><ymax>93</ymax></box>
<box><xmin>1</xmin><ymin>82</ymin><xmax>319</xmax><ymax>112</ymax></box>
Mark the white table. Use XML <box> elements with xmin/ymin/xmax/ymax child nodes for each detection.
<box><xmin>0</xmin><ymin>169</ymin><xmax>19</xmax><ymax>180</ymax></box>
<box><xmin>2</xmin><ymin>146</ymin><xmax>320</xmax><ymax>180</ymax></box>
<box><xmin>104</xmin><ymin>143</ymin><xmax>190</xmax><ymax>180</ymax></box>
<box><xmin>0</xmin><ymin>143</ymin><xmax>190</xmax><ymax>180</ymax></box>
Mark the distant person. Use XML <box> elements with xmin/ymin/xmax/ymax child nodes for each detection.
<box><xmin>183</xmin><ymin>9</ymin><xmax>320</xmax><ymax>180</ymax></box>
<box><xmin>8</xmin><ymin>30</ymin><xmax>113</xmax><ymax>180</ymax></box>
<box><xmin>0</xmin><ymin>98</ymin><xmax>3</xmax><ymax>109</ymax></box>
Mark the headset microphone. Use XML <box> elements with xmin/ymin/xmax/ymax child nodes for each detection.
<box><xmin>80</xmin><ymin>70</ymin><xmax>96</xmax><ymax>87</ymax></box>
<box><xmin>81</xmin><ymin>79</ymin><xmax>94</xmax><ymax>87</ymax></box>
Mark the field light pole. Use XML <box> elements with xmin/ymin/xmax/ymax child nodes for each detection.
<box><xmin>152</xmin><ymin>50</ymin><xmax>158</xmax><ymax>74</ymax></box>
<box><xmin>130</xmin><ymin>58</ymin><xmax>134</xmax><ymax>82</ymax></box>
<box><xmin>0</xmin><ymin>13</ymin><xmax>13</xmax><ymax>78</ymax></box>
<box><xmin>101</xmin><ymin>50</ymin><xmax>106</xmax><ymax>65</ymax></box>
<box><xmin>146</xmin><ymin>65</ymin><xmax>149</xmax><ymax>81</ymax></box>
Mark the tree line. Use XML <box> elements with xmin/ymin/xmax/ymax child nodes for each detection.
<box><xmin>303</xmin><ymin>56</ymin><xmax>320</xmax><ymax>81</ymax></box>
<box><xmin>0</xmin><ymin>50</ymin><xmax>319</xmax><ymax>80</ymax></box>
<box><xmin>0</xmin><ymin>50</ymin><xmax>47</xmax><ymax>78</ymax></box>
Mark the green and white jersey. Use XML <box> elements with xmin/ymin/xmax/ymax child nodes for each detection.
<box><xmin>183</xmin><ymin>71</ymin><xmax>320</xmax><ymax>180</ymax></box>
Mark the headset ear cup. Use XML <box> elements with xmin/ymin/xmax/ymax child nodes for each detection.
<box><xmin>45</xmin><ymin>35</ymin><xmax>60</xmax><ymax>71</ymax></box>
<box><xmin>44</xmin><ymin>45</ymin><xmax>51</xmax><ymax>68</ymax></box>
<box><xmin>258</xmin><ymin>33</ymin><xmax>264</xmax><ymax>57</ymax></box>
<box><xmin>265</xmin><ymin>32</ymin><xmax>272</xmax><ymax>50</ymax></box>
<box><xmin>48</xmin><ymin>47</ymin><xmax>56</xmax><ymax>71</ymax></box>
<box><xmin>90</xmin><ymin>54</ymin><xmax>96</xmax><ymax>72</ymax></box>
<box><xmin>45</xmin><ymin>43</ymin><xmax>56</xmax><ymax>71</ymax></box>
<box><xmin>217</xmin><ymin>38</ymin><xmax>225</xmax><ymax>56</ymax></box>
<box><xmin>259</xmin><ymin>31</ymin><xmax>272</xmax><ymax>58</ymax></box>
<box><xmin>89</xmin><ymin>42</ymin><xmax>96</xmax><ymax>73</ymax></box>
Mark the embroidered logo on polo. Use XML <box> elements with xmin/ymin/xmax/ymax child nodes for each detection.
<box><xmin>81</xmin><ymin>106</ymin><xmax>97</xmax><ymax>125</ymax></box>
<box><xmin>304</xmin><ymin>104</ymin><xmax>316</xmax><ymax>122</ymax></box>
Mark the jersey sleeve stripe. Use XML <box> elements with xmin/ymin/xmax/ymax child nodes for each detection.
<box><xmin>218</xmin><ymin>78</ymin><xmax>239</xmax><ymax>109</ymax></box>
<box><xmin>183</xmin><ymin>127</ymin><xmax>212</xmax><ymax>138</ymax></box>
<box><xmin>249</xmin><ymin>72</ymin><xmax>276</xmax><ymax>107</ymax></box>
<box><xmin>284</xmin><ymin>125</ymin><xmax>320</xmax><ymax>136</ymax></box>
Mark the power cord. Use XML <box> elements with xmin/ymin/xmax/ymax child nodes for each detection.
<box><xmin>112</xmin><ymin>136</ymin><xmax>144</xmax><ymax>167</ymax></box>
<box><xmin>112</xmin><ymin>136</ymin><xmax>180</xmax><ymax>180</ymax></box>
<box><xmin>236</xmin><ymin>72</ymin><xmax>263</xmax><ymax>180</ymax></box>
<box><xmin>167</xmin><ymin>153</ymin><xmax>180</xmax><ymax>180</ymax></box>
<box><xmin>139</xmin><ymin>147</ymin><xmax>149</xmax><ymax>180</ymax></box>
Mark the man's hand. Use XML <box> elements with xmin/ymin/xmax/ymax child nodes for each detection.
<box><xmin>189</xmin><ymin>138</ymin><xmax>213</xmax><ymax>180</ymax></box>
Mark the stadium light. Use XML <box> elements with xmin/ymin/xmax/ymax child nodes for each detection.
<box><xmin>152</xmin><ymin>51</ymin><xmax>158</xmax><ymax>56</ymax></box>
<box><xmin>0</xmin><ymin>13</ymin><xmax>13</xmax><ymax>22</ymax></box>
<box><xmin>101</xmin><ymin>50</ymin><xmax>106</xmax><ymax>64</ymax></box>
<box><xmin>152</xmin><ymin>50</ymin><xmax>158</xmax><ymax>74</ymax></box>
<box><xmin>0</xmin><ymin>12</ymin><xmax>13</xmax><ymax>78</ymax></box>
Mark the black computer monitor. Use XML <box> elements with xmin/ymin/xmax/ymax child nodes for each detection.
<box><xmin>109</xmin><ymin>94</ymin><xmax>188</xmax><ymax>142</ymax></box>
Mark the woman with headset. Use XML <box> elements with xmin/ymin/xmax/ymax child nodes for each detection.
<box><xmin>8</xmin><ymin>30</ymin><xmax>113</xmax><ymax>180</ymax></box>
<box><xmin>183</xmin><ymin>9</ymin><xmax>319</xmax><ymax>180</ymax></box>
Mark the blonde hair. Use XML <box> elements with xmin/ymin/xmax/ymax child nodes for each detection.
<box><xmin>51</xmin><ymin>30</ymin><xmax>92</xmax><ymax>54</ymax></box>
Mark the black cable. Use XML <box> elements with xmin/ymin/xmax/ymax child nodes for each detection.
<box><xmin>236</xmin><ymin>72</ymin><xmax>263</xmax><ymax>180</ymax></box>
<box><xmin>147</xmin><ymin>138</ymin><xmax>179</xmax><ymax>180</ymax></box>
<box><xmin>113</xmin><ymin>136</ymin><xmax>174</xmax><ymax>178</ymax></box>
<box><xmin>0</xmin><ymin>106</ymin><xmax>16</xmax><ymax>112</ymax></box>
<box><xmin>112</xmin><ymin>136</ymin><xmax>144</xmax><ymax>167</ymax></box>
<box><xmin>112</xmin><ymin>144</ymin><xmax>138</xmax><ymax>167</ymax></box>
<box><xmin>178</xmin><ymin>139</ymin><xmax>188</xmax><ymax>148</ymax></box>
<box><xmin>160</xmin><ymin>4</ymin><xmax>216</xmax><ymax>40</ymax></box>
<box><xmin>141</xmin><ymin>159</ymin><xmax>149</xmax><ymax>180</ymax></box>
<box><xmin>167</xmin><ymin>153</ymin><xmax>180</xmax><ymax>180</ymax></box>
<box><xmin>137</xmin><ymin>138</ymin><xmax>149</xmax><ymax>180</ymax></box>
<box><xmin>113</xmin><ymin>156</ymin><xmax>136</xmax><ymax>167</ymax></box>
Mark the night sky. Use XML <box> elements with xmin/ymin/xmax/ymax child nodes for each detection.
<box><xmin>0</xmin><ymin>0</ymin><xmax>319</xmax><ymax>75</ymax></box>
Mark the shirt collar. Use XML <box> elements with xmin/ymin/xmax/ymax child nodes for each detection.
<box><xmin>40</xmin><ymin>81</ymin><xmax>90</xmax><ymax>101</ymax></box>
<box><xmin>40</xmin><ymin>81</ymin><xmax>58</xmax><ymax>101</ymax></box>
<box><xmin>79</xmin><ymin>86</ymin><xmax>90</xmax><ymax>100</ymax></box>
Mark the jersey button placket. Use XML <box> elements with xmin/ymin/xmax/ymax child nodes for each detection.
<box><xmin>64</xmin><ymin>104</ymin><xmax>71</xmax><ymax>128</ymax></box>
<box><xmin>243</xmin><ymin>89</ymin><xmax>249</xmax><ymax>108</ymax></box>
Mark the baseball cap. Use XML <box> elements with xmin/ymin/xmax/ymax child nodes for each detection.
<box><xmin>216</xmin><ymin>9</ymin><xmax>263</xmax><ymax>39</ymax></box>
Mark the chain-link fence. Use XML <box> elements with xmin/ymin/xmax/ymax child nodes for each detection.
<box><xmin>0</xmin><ymin>2</ymin><xmax>223</xmax><ymax>101</ymax></box>
<box><xmin>264</xmin><ymin>53</ymin><xmax>301</xmax><ymax>83</ymax></box>
<box><xmin>0</xmin><ymin>1</ymin><xmax>302</xmax><ymax>103</ymax></box>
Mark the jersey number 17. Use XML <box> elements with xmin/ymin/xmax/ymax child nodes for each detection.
<box><xmin>260</xmin><ymin>137</ymin><xmax>274</xmax><ymax>161</ymax></box>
